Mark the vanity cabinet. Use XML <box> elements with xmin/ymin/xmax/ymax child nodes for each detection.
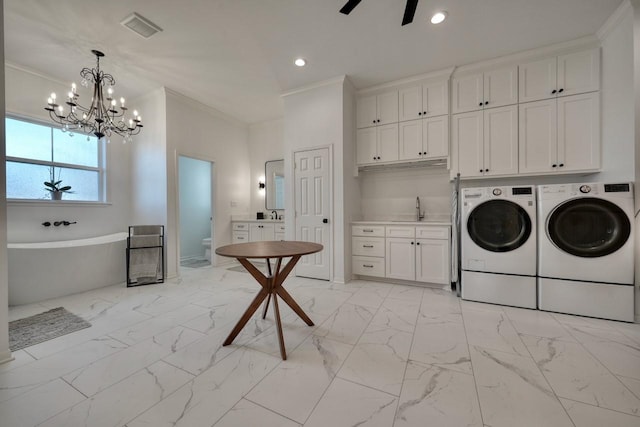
<box><xmin>232</xmin><ymin>222</ymin><xmax>249</xmax><ymax>243</ymax></box>
<box><xmin>249</xmin><ymin>223</ymin><xmax>275</xmax><ymax>242</ymax></box>
<box><xmin>398</xmin><ymin>115</ymin><xmax>449</xmax><ymax>161</ymax></box>
<box><xmin>398</xmin><ymin>79</ymin><xmax>449</xmax><ymax>121</ymax></box>
<box><xmin>275</xmin><ymin>224</ymin><xmax>285</xmax><ymax>241</ymax></box>
<box><xmin>453</xmin><ymin>105</ymin><xmax>518</xmax><ymax>178</ymax></box>
<box><xmin>451</xmin><ymin>65</ymin><xmax>518</xmax><ymax>114</ymax></box>
<box><xmin>519</xmin><ymin>92</ymin><xmax>600</xmax><ymax>174</ymax></box>
<box><xmin>352</xmin><ymin>223</ymin><xmax>450</xmax><ymax>285</ymax></box>
<box><xmin>232</xmin><ymin>221</ymin><xmax>283</xmax><ymax>243</ymax></box>
<box><xmin>357</xmin><ymin>90</ymin><xmax>399</xmax><ymax>128</ymax></box>
<box><xmin>519</xmin><ymin>48</ymin><xmax>600</xmax><ymax>103</ymax></box>
<box><xmin>356</xmin><ymin>124</ymin><xmax>399</xmax><ymax>165</ymax></box>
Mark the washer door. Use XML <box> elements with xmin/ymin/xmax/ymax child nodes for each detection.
<box><xmin>547</xmin><ymin>198</ymin><xmax>631</xmax><ymax>258</ymax></box>
<box><xmin>467</xmin><ymin>200</ymin><xmax>532</xmax><ymax>253</ymax></box>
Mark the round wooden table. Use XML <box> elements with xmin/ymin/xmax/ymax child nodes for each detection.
<box><xmin>215</xmin><ymin>240</ymin><xmax>323</xmax><ymax>360</ymax></box>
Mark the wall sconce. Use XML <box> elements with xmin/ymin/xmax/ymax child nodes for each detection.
<box><xmin>258</xmin><ymin>181</ymin><xmax>265</xmax><ymax>190</ymax></box>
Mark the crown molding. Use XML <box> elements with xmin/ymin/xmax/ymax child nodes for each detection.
<box><xmin>281</xmin><ymin>75</ymin><xmax>347</xmax><ymax>98</ymax></box>
<box><xmin>596</xmin><ymin>0</ymin><xmax>632</xmax><ymax>40</ymax></box>
<box><xmin>164</xmin><ymin>87</ymin><xmax>247</xmax><ymax>127</ymax></box>
<box><xmin>357</xmin><ymin>67</ymin><xmax>455</xmax><ymax>96</ymax></box>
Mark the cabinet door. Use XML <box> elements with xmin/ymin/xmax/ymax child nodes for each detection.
<box><xmin>398</xmin><ymin>86</ymin><xmax>422</xmax><ymax>122</ymax></box>
<box><xmin>356</xmin><ymin>128</ymin><xmax>377</xmax><ymax>165</ymax></box>
<box><xmin>483</xmin><ymin>105</ymin><xmax>518</xmax><ymax>176</ymax></box>
<box><xmin>377</xmin><ymin>91</ymin><xmax>399</xmax><ymax>125</ymax></box>
<box><xmin>249</xmin><ymin>224</ymin><xmax>262</xmax><ymax>242</ymax></box>
<box><xmin>483</xmin><ymin>66</ymin><xmax>518</xmax><ymax>108</ymax></box>
<box><xmin>453</xmin><ymin>111</ymin><xmax>484</xmax><ymax>177</ymax></box>
<box><xmin>385</xmin><ymin>238</ymin><xmax>415</xmax><ymax>280</ymax></box>
<box><xmin>357</xmin><ymin>95</ymin><xmax>378</xmax><ymax>128</ymax></box>
<box><xmin>415</xmin><ymin>239</ymin><xmax>450</xmax><ymax>284</ymax></box>
<box><xmin>519</xmin><ymin>56</ymin><xmax>557</xmax><ymax>103</ymax></box>
<box><xmin>423</xmin><ymin>80</ymin><xmax>449</xmax><ymax>117</ymax></box>
<box><xmin>399</xmin><ymin>120</ymin><xmax>422</xmax><ymax>161</ymax></box>
<box><xmin>519</xmin><ymin>99</ymin><xmax>557</xmax><ymax>174</ymax></box>
<box><xmin>377</xmin><ymin>123</ymin><xmax>399</xmax><ymax>163</ymax></box>
<box><xmin>261</xmin><ymin>224</ymin><xmax>275</xmax><ymax>241</ymax></box>
<box><xmin>452</xmin><ymin>73</ymin><xmax>483</xmax><ymax>114</ymax></box>
<box><xmin>557</xmin><ymin>92</ymin><xmax>600</xmax><ymax>172</ymax></box>
<box><xmin>557</xmin><ymin>49</ymin><xmax>600</xmax><ymax>97</ymax></box>
<box><xmin>422</xmin><ymin>115</ymin><xmax>449</xmax><ymax>159</ymax></box>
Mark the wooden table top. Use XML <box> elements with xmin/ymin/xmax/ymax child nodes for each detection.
<box><xmin>215</xmin><ymin>241</ymin><xmax>323</xmax><ymax>259</ymax></box>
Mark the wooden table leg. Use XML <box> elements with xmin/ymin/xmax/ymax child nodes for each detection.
<box><xmin>275</xmin><ymin>286</ymin><xmax>314</xmax><ymax>326</ymax></box>
<box><xmin>223</xmin><ymin>287</ymin><xmax>269</xmax><ymax>346</ymax></box>
<box><xmin>261</xmin><ymin>293</ymin><xmax>271</xmax><ymax>319</ymax></box>
<box><xmin>271</xmin><ymin>288</ymin><xmax>287</xmax><ymax>360</ymax></box>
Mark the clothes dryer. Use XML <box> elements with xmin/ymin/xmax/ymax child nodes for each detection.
<box><xmin>537</xmin><ymin>182</ymin><xmax>634</xmax><ymax>322</ymax></box>
<box><xmin>461</xmin><ymin>185</ymin><xmax>537</xmax><ymax>308</ymax></box>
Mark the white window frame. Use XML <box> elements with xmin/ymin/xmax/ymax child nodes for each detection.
<box><xmin>5</xmin><ymin>115</ymin><xmax>107</xmax><ymax>203</ymax></box>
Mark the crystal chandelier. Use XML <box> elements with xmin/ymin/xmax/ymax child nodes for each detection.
<box><xmin>45</xmin><ymin>50</ymin><xmax>143</xmax><ymax>141</ymax></box>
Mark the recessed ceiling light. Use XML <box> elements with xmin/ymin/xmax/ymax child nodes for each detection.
<box><xmin>431</xmin><ymin>11</ymin><xmax>447</xmax><ymax>24</ymax></box>
<box><xmin>294</xmin><ymin>58</ymin><xmax>306</xmax><ymax>67</ymax></box>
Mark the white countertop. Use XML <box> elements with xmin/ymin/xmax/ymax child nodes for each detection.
<box><xmin>232</xmin><ymin>219</ymin><xmax>284</xmax><ymax>223</ymax></box>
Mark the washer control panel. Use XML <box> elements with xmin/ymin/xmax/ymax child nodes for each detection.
<box><xmin>579</xmin><ymin>185</ymin><xmax>591</xmax><ymax>194</ymax></box>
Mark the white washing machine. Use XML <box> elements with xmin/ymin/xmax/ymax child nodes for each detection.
<box><xmin>461</xmin><ymin>185</ymin><xmax>537</xmax><ymax>308</ymax></box>
<box><xmin>538</xmin><ymin>182</ymin><xmax>634</xmax><ymax>322</ymax></box>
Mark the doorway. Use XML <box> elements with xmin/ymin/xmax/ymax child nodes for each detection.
<box><xmin>294</xmin><ymin>147</ymin><xmax>331</xmax><ymax>280</ymax></box>
<box><xmin>178</xmin><ymin>155</ymin><xmax>214</xmax><ymax>268</ymax></box>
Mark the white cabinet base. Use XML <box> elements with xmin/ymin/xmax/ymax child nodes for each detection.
<box><xmin>461</xmin><ymin>270</ymin><xmax>537</xmax><ymax>309</ymax></box>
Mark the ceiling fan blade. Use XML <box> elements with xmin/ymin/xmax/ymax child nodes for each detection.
<box><xmin>402</xmin><ymin>0</ymin><xmax>419</xmax><ymax>25</ymax></box>
<box><xmin>340</xmin><ymin>0</ymin><xmax>362</xmax><ymax>15</ymax></box>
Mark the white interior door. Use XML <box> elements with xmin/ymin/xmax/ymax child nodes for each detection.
<box><xmin>294</xmin><ymin>147</ymin><xmax>331</xmax><ymax>280</ymax></box>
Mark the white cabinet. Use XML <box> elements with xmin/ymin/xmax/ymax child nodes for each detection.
<box><xmin>275</xmin><ymin>224</ymin><xmax>285</xmax><ymax>241</ymax></box>
<box><xmin>352</xmin><ymin>225</ymin><xmax>385</xmax><ymax>278</ymax></box>
<box><xmin>454</xmin><ymin>105</ymin><xmax>518</xmax><ymax>178</ymax></box>
<box><xmin>519</xmin><ymin>48</ymin><xmax>600</xmax><ymax>103</ymax></box>
<box><xmin>357</xmin><ymin>90</ymin><xmax>399</xmax><ymax>128</ymax></box>
<box><xmin>356</xmin><ymin>123</ymin><xmax>399</xmax><ymax>165</ymax></box>
<box><xmin>452</xmin><ymin>65</ymin><xmax>518</xmax><ymax>114</ymax></box>
<box><xmin>399</xmin><ymin>116</ymin><xmax>449</xmax><ymax>161</ymax></box>
<box><xmin>383</xmin><ymin>225</ymin><xmax>451</xmax><ymax>284</ymax></box>
<box><xmin>519</xmin><ymin>92</ymin><xmax>600</xmax><ymax>174</ymax></box>
<box><xmin>398</xmin><ymin>80</ymin><xmax>449</xmax><ymax>121</ymax></box>
<box><xmin>249</xmin><ymin>223</ymin><xmax>275</xmax><ymax>242</ymax></box>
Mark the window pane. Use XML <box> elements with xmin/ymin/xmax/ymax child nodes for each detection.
<box><xmin>6</xmin><ymin>162</ymin><xmax>51</xmax><ymax>199</ymax></box>
<box><xmin>6</xmin><ymin>118</ymin><xmax>52</xmax><ymax>161</ymax></box>
<box><xmin>53</xmin><ymin>129</ymin><xmax>98</xmax><ymax>167</ymax></box>
<box><xmin>51</xmin><ymin>167</ymin><xmax>100</xmax><ymax>201</ymax></box>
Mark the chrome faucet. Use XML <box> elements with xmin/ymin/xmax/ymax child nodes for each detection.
<box><xmin>271</xmin><ymin>210</ymin><xmax>278</xmax><ymax>220</ymax></box>
<box><xmin>416</xmin><ymin>197</ymin><xmax>425</xmax><ymax>222</ymax></box>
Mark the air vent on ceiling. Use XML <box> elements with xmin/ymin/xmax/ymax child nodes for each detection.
<box><xmin>121</xmin><ymin>12</ymin><xmax>163</xmax><ymax>39</ymax></box>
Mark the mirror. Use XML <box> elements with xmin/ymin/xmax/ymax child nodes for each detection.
<box><xmin>265</xmin><ymin>159</ymin><xmax>285</xmax><ymax>210</ymax></box>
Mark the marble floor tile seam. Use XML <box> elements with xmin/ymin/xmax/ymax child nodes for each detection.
<box><xmin>336</xmin><ymin>366</ymin><xmax>411</xmax><ymax>398</ymax></box>
<box><xmin>458</xmin><ymin>308</ymin><xmax>489</xmax><ymax>427</ymax></box>
<box><xmin>559</xmin><ymin>395</ymin><xmax>640</xmax><ymax>421</ymax></box>
<box><xmin>235</xmin><ymin>396</ymin><xmax>307</xmax><ymax>427</ymax></box>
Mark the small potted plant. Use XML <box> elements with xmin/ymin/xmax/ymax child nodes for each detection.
<box><xmin>44</xmin><ymin>167</ymin><xmax>73</xmax><ymax>200</ymax></box>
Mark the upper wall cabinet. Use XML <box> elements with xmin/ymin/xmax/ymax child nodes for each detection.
<box><xmin>519</xmin><ymin>48</ymin><xmax>600</xmax><ymax>103</ymax></box>
<box><xmin>451</xmin><ymin>65</ymin><xmax>518</xmax><ymax>114</ymax></box>
<box><xmin>357</xmin><ymin>90</ymin><xmax>399</xmax><ymax>128</ymax></box>
<box><xmin>399</xmin><ymin>115</ymin><xmax>449</xmax><ymax>161</ymax></box>
<box><xmin>398</xmin><ymin>79</ymin><xmax>449</xmax><ymax>121</ymax></box>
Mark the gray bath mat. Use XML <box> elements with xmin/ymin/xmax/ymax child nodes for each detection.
<box><xmin>181</xmin><ymin>258</ymin><xmax>211</xmax><ymax>268</ymax></box>
<box><xmin>9</xmin><ymin>307</ymin><xmax>91</xmax><ymax>351</ymax></box>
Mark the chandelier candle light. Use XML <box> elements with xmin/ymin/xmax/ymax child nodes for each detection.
<box><xmin>45</xmin><ymin>50</ymin><xmax>142</xmax><ymax>142</ymax></box>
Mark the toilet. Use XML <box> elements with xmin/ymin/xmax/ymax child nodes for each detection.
<box><xmin>202</xmin><ymin>237</ymin><xmax>212</xmax><ymax>261</ymax></box>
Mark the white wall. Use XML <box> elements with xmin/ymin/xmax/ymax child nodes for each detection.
<box><xmin>178</xmin><ymin>156</ymin><xmax>211</xmax><ymax>259</ymax></box>
<box><xmin>248</xmin><ymin>119</ymin><xmax>284</xmax><ymax>216</ymax></box>
<box><xmin>283</xmin><ymin>77</ymin><xmax>348</xmax><ymax>283</ymax></box>
<box><xmin>0</xmin><ymin>0</ymin><xmax>11</xmax><ymax>364</ymax></box>
<box><xmin>631</xmin><ymin>0</ymin><xmax>640</xmax><ymax>322</ymax></box>
<box><xmin>165</xmin><ymin>90</ymin><xmax>250</xmax><ymax>274</ymax></box>
<box><xmin>5</xmin><ymin>65</ymin><xmax>133</xmax><ymax>243</ymax></box>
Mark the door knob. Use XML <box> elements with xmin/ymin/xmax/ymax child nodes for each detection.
<box><xmin>323</xmin><ymin>218</ymin><xmax>328</xmax><ymax>224</ymax></box>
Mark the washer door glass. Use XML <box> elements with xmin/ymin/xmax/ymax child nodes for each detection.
<box><xmin>547</xmin><ymin>198</ymin><xmax>631</xmax><ymax>258</ymax></box>
<box><xmin>467</xmin><ymin>200</ymin><xmax>532</xmax><ymax>252</ymax></box>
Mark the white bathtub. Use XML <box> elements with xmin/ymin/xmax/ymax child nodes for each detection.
<box><xmin>8</xmin><ymin>232</ymin><xmax>129</xmax><ymax>306</ymax></box>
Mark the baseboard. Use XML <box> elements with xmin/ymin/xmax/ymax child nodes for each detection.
<box><xmin>0</xmin><ymin>350</ymin><xmax>14</xmax><ymax>365</ymax></box>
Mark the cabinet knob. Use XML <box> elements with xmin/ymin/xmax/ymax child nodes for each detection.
<box><xmin>372</xmin><ymin>120</ymin><xmax>376</xmax><ymax>124</ymax></box>
<box><xmin>423</xmin><ymin>111</ymin><xmax>427</xmax><ymax>115</ymax></box>
<box><xmin>479</xmin><ymin>102</ymin><xmax>483</xmax><ymax>107</ymax></box>
<box><xmin>377</xmin><ymin>119</ymin><xmax>380</xmax><ymax>123</ymax></box>
<box><xmin>479</xmin><ymin>169</ymin><xmax>483</xmax><ymax>173</ymax></box>
<box><xmin>558</xmin><ymin>88</ymin><xmax>564</xmax><ymax>93</ymax></box>
<box><xmin>559</xmin><ymin>163</ymin><xmax>564</xmax><ymax>167</ymax></box>
<box><xmin>552</xmin><ymin>164</ymin><xmax>557</xmax><ymax>168</ymax></box>
<box><xmin>416</xmin><ymin>242</ymin><xmax>421</xmax><ymax>245</ymax></box>
<box><xmin>377</xmin><ymin>156</ymin><xmax>381</xmax><ymax>160</ymax></box>
<box><xmin>411</xmin><ymin>241</ymin><xmax>414</xmax><ymax>245</ymax></box>
<box><xmin>418</xmin><ymin>112</ymin><xmax>422</xmax><ymax>116</ymax></box>
<box><xmin>484</xmin><ymin>101</ymin><xmax>489</xmax><ymax>105</ymax></box>
<box><xmin>551</xmin><ymin>89</ymin><xmax>557</xmax><ymax>94</ymax></box>
<box><xmin>485</xmin><ymin>169</ymin><xmax>489</xmax><ymax>172</ymax></box>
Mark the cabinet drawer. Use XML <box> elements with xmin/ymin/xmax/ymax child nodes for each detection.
<box><xmin>353</xmin><ymin>256</ymin><xmax>385</xmax><ymax>277</ymax></box>
<box><xmin>274</xmin><ymin>232</ymin><xmax>285</xmax><ymax>241</ymax></box>
<box><xmin>416</xmin><ymin>226</ymin><xmax>450</xmax><ymax>240</ymax></box>
<box><xmin>232</xmin><ymin>222</ymin><xmax>249</xmax><ymax>231</ymax></box>
<box><xmin>276</xmin><ymin>224</ymin><xmax>285</xmax><ymax>232</ymax></box>
<box><xmin>352</xmin><ymin>225</ymin><xmax>385</xmax><ymax>237</ymax></box>
<box><xmin>352</xmin><ymin>237</ymin><xmax>385</xmax><ymax>257</ymax></box>
<box><xmin>386</xmin><ymin>226</ymin><xmax>415</xmax><ymax>238</ymax></box>
<box><xmin>232</xmin><ymin>231</ymin><xmax>249</xmax><ymax>243</ymax></box>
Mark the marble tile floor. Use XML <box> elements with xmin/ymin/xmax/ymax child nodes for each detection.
<box><xmin>1</xmin><ymin>265</ymin><xmax>640</xmax><ymax>427</ymax></box>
